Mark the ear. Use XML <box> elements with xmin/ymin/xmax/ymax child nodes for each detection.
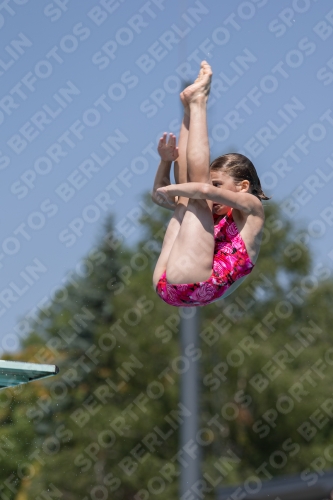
<box><xmin>239</xmin><ymin>180</ymin><xmax>250</xmax><ymax>193</ymax></box>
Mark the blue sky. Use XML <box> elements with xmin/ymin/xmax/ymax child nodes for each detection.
<box><xmin>1</xmin><ymin>0</ymin><xmax>333</xmax><ymax>352</ymax></box>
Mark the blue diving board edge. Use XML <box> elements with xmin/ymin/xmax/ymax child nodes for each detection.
<box><xmin>0</xmin><ymin>360</ymin><xmax>59</xmax><ymax>389</ymax></box>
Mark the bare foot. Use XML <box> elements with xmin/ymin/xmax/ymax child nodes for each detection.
<box><xmin>181</xmin><ymin>61</ymin><xmax>212</xmax><ymax>105</ymax></box>
<box><xmin>180</xmin><ymin>65</ymin><xmax>204</xmax><ymax>106</ymax></box>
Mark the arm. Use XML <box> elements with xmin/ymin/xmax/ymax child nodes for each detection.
<box><xmin>157</xmin><ymin>182</ymin><xmax>261</xmax><ymax>214</ymax></box>
<box><xmin>153</xmin><ymin>159</ymin><xmax>172</xmax><ymax>192</ymax></box>
<box><xmin>151</xmin><ymin>133</ymin><xmax>179</xmax><ymax>210</ymax></box>
<box><xmin>152</xmin><ymin>159</ymin><xmax>177</xmax><ymax>210</ymax></box>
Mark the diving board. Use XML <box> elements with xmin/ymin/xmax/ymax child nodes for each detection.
<box><xmin>0</xmin><ymin>360</ymin><xmax>59</xmax><ymax>390</ymax></box>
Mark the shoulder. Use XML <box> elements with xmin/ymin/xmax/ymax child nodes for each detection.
<box><xmin>236</xmin><ymin>193</ymin><xmax>265</xmax><ymax>217</ymax></box>
<box><xmin>232</xmin><ymin>198</ymin><xmax>265</xmax><ymax>228</ymax></box>
<box><xmin>250</xmin><ymin>196</ymin><xmax>265</xmax><ymax>218</ymax></box>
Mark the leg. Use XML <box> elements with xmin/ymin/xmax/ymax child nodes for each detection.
<box><xmin>166</xmin><ymin>62</ymin><xmax>215</xmax><ymax>284</ymax></box>
<box><xmin>174</xmin><ymin>97</ymin><xmax>190</xmax><ymax>185</ymax></box>
<box><xmin>174</xmin><ymin>70</ymin><xmax>206</xmax><ymax>184</ymax></box>
<box><xmin>152</xmin><ymin>201</ymin><xmax>187</xmax><ymax>289</ymax></box>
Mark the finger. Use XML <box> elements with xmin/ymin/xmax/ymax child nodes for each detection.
<box><xmin>157</xmin><ymin>193</ymin><xmax>170</xmax><ymax>205</ymax></box>
<box><xmin>167</xmin><ymin>133</ymin><xmax>174</xmax><ymax>146</ymax></box>
<box><xmin>162</xmin><ymin>132</ymin><xmax>167</xmax><ymax>145</ymax></box>
<box><xmin>157</xmin><ymin>189</ymin><xmax>173</xmax><ymax>204</ymax></box>
<box><xmin>167</xmin><ymin>134</ymin><xmax>174</xmax><ymax>148</ymax></box>
<box><xmin>156</xmin><ymin>193</ymin><xmax>168</xmax><ymax>204</ymax></box>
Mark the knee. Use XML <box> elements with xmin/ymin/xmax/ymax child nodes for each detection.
<box><xmin>172</xmin><ymin>202</ymin><xmax>188</xmax><ymax>223</ymax></box>
<box><xmin>188</xmin><ymin>198</ymin><xmax>213</xmax><ymax>213</ymax></box>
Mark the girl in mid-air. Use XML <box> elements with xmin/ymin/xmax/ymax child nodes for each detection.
<box><xmin>151</xmin><ymin>61</ymin><xmax>269</xmax><ymax>307</ymax></box>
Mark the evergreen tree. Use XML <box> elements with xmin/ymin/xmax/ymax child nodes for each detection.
<box><xmin>0</xmin><ymin>198</ymin><xmax>333</xmax><ymax>499</ymax></box>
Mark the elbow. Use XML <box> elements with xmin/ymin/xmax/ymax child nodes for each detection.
<box><xmin>201</xmin><ymin>183</ymin><xmax>211</xmax><ymax>198</ymax></box>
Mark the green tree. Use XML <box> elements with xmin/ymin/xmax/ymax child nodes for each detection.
<box><xmin>0</xmin><ymin>198</ymin><xmax>333</xmax><ymax>499</ymax></box>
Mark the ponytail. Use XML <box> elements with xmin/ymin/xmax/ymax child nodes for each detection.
<box><xmin>252</xmin><ymin>183</ymin><xmax>271</xmax><ymax>201</ymax></box>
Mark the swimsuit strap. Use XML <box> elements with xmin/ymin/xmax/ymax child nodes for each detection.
<box><xmin>214</xmin><ymin>209</ymin><xmax>233</xmax><ymax>226</ymax></box>
<box><xmin>226</xmin><ymin>208</ymin><xmax>233</xmax><ymax>219</ymax></box>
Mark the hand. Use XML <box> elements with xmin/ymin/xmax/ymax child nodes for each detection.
<box><xmin>157</xmin><ymin>133</ymin><xmax>179</xmax><ymax>161</ymax></box>
<box><xmin>155</xmin><ymin>186</ymin><xmax>177</xmax><ymax>209</ymax></box>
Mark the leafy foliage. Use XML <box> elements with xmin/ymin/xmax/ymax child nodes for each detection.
<box><xmin>1</xmin><ymin>197</ymin><xmax>333</xmax><ymax>499</ymax></box>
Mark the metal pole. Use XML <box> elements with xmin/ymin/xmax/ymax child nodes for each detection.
<box><xmin>178</xmin><ymin>0</ymin><xmax>200</xmax><ymax>489</ymax></box>
<box><xmin>179</xmin><ymin>306</ymin><xmax>201</xmax><ymax>496</ymax></box>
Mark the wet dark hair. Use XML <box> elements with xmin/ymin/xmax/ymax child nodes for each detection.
<box><xmin>210</xmin><ymin>153</ymin><xmax>270</xmax><ymax>201</ymax></box>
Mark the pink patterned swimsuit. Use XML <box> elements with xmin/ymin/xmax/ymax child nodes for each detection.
<box><xmin>156</xmin><ymin>209</ymin><xmax>254</xmax><ymax>307</ymax></box>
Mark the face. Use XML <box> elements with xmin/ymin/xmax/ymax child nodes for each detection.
<box><xmin>210</xmin><ymin>170</ymin><xmax>248</xmax><ymax>216</ymax></box>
